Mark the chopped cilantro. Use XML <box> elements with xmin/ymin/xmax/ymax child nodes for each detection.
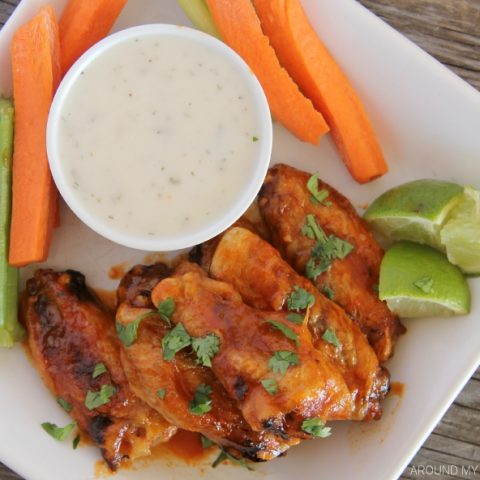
<box><xmin>322</xmin><ymin>285</ymin><xmax>335</xmax><ymax>300</ymax></box>
<box><xmin>41</xmin><ymin>421</ymin><xmax>76</xmax><ymax>441</ymax></box>
<box><xmin>265</xmin><ymin>320</ymin><xmax>299</xmax><ymax>345</ymax></box>
<box><xmin>413</xmin><ymin>277</ymin><xmax>434</xmax><ymax>293</ymax></box>
<box><xmin>162</xmin><ymin>323</ymin><xmax>192</xmax><ymax>361</ymax></box>
<box><xmin>268</xmin><ymin>351</ymin><xmax>300</xmax><ymax>376</ymax></box>
<box><xmin>302</xmin><ymin>215</ymin><xmax>354</xmax><ymax>281</ymax></box>
<box><xmin>192</xmin><ymin>333</ymin><xmax>221</xmax><ymax>367</ymax></box>
<box><xmin>201</xmin><ymin>435</ymin><xmax>216</xmax><ymax>449</ymax></box>
<box><xmin>116</xmin><ymin>310</ymin><xmax>152</xmax><ymax>347</ymax></box>
<box><xmin>287</xmin><ymin>286</ymin><xmax>315</xmax><ymax>311</ymax></box>
<box><xmin>84</xmin><ymin>384</ymin><xmax>117</xmax><ymax>410</ymax></box>
<box><xmin>302</xmin><ymin>214</ymin><xmax>328</xmax><ymax>242</ymax></box>
<box><xmin>322</xmin><ymin>328</ymin><xmax>341</xmax><ymax>348</ymax></box>
<box><xmin>156</xmin><ymin>388</ymin><xmax>166</xmax><ymax>400</ymax></box>
<box><xmin>72</xmin><ymin>434</ymin><xmax>80</xmax><ymax>450</ymax></box>
<box><xmin>307</xmin><ymin>174</ymin><xmax>331</xmax><ymax>205</ymax></box>
<box><xmin>261</xmin><ymin>378</ymin><xmax>279</xmax><ymax>395</ymax></box>
<box><xmin>158</xmin><ymin>298</ymin><xmax>175</xmax><ymax>326</ymax></box>
<box><xmin>252</xmin><ymin>136</ymin><xmax>259</xmax><ymax>142</ymax></box>
<box><xmin>301</xmin><ymin>418</ymin><xmax>331</xmax><ymax>438</ymax></box>
<box><xmin>306</xmin><ymin>256</ymin><xmax>330</xmax><ymax>280</ymax></box>
<box><xmin>286</xmin><ymin>313</ymin><xmax>304</xmax><ymax>325</ymax></box>
<box><xmin>212</xmin><ymin>449</ymin><xmax>253</xmax><ymax>470</ymax></box>
<box><xmin>56</xmin><ymin>397</ymin><xmax>72</xmax><ymax>413</ymax></box>
<box><xmin>92</xmin><ymin>362</ymin><xmax>107</xmax><ymax>379</ymax></box>
<box><xmin>189</xmin><ymin>384</ymin><xmax>213</xmax><ymax>416</ymax></box>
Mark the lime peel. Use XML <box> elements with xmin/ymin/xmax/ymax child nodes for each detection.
<box><xmin>365</xmin><ymin>180</ymin><xmax>480</xmax><ymax>273</ymax></box>
<box><xmin>379</xmin><ymin>241</ymin><xmax>470</xmax><ymax>318</ymax></box>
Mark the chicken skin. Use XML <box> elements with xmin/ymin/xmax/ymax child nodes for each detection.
<box><xmin>21</xmin><ymin>269</ymin><xmax>176</xmax><ymax>470</ymax></box>
<box><xmin>207</xmin><ymin>226</ymin><xmax>389</xmax><ymax>420</ymax></box>
<box><xmin>259</xmin><ymin>164</ymin><xmax>405</xmax><ymax>361</ymax></box>
<box><xmin>116</xmin><ymin>263</ymin><xmax>299</xmax><ymax>461</ymax></box>
<box><xmin>151</xmin><ymin>264</ymin><xmax>354</xmax><ymax>436</ymax></box>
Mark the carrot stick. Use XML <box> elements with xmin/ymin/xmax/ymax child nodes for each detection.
<box><xmin>205</xmin><ymin>0</ymin><xmax>329</xmax><ymax>144</ymax></box>
<box><xmin>253</xmin><ymin>0</ymin><xmax>388</xmax><ymax>183</ymax></box>
<box><xmin>59</xmin><ymin>0</ymin><xmax>128</xmax><ymax>75</ymax></box>
<box><xmin>9</xmin><ymin>6</ymin><xmax>61</xmax><ymax>267</ymax></box>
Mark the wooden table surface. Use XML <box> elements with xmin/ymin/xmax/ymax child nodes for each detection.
<box><xmin>1</xmin><ymin>1</ymin><xmax>479</xmax><ymax>479</ymax></box>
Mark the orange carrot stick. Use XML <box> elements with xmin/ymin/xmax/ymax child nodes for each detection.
<box><xmin>205</xmin><ymin>0</ymin><xmax>329</xmax><ymax>144</ymax></box>
<box><xmin>9</xmin><ymin>5</ymin><xmax>61</xmax><ymax>267</ymax></box>
<box><xmin>253</xmin><ymin>0</ymin><xmax>388</xmax><ymax>183</ymax></box>
<box><xmin>59</xmin><ymin>0</ymin><xmax>128</xmax><ymax>75</ymax></box>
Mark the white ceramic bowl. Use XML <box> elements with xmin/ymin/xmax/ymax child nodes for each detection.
<box><xmin>47</xmin><ymin>24</ymin><xmax>272</xmax><ymax>251</ymax></box>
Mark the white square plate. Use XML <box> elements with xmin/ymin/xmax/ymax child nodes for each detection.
<box><xmin>0</xmin><ymin>1</ymin><xmax>479</xmax><ymax>480</ymax></box>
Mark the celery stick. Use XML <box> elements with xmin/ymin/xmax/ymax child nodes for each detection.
<box><xmin>177</xmin><ymin>0</ymin><xmax>221</xmax><ymax>39</ymax></box>
<box><xmin>0</xmin><ymin>97</ymin><xmax>24</xmax><ymax>347</ymax></box>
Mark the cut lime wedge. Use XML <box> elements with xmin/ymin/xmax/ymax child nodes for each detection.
<box><xmin>364</xmin><ymin>179</ymin><xmax>464</xmax><ymax>249</ymax></box>
<box><xmin>379</xmin><ymin>242</ymin><xmax>470</xmax><ymax>318</ymax></box>
<box><xmin>441</xmin><ymin>186</ymin><xmax>480</xmax><ymax>274</ymax></box>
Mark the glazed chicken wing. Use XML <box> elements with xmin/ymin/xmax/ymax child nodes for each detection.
<box><xmin>116</xmin><ymin>263</ymin><xmax>298</xmax><ymax>460</ymax></box>
<box><xmin>150</xmin><ymin>263</ymin><xmax>353</xmax><ymax>436</ymax></box>
<box><xmin>207</xmin><ymin>226</ymin><xmax>389</xmax><ymax>420</ymax></box>
<box><xmin>21</xmin><ymin>270</ymin><xmax>176</xmax><ymax>470</ymax></box>
<box><xmin>259</xmin><ymin>164</ymin><xmax>405</xmax><ymax>361</ymax></box>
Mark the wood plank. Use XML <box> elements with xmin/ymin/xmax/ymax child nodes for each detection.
<box><xmin>0</xmin><ymin>1</ymin><xmax>17</xmax><ymax>26</ymax></box>
<box><xmin>357</xmin><ymin>0</ymin><xmax>480</xmax><ymax>90</ymax></box>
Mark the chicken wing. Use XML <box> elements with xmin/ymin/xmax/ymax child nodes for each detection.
<box><xmin>116</xmin><ymin>263</ymin><xmax>299</xmax><ymax>461</ymax></box>
<box><xmin>207</xmin><ymin>226</ymin><xmax>389</xmax><ymax>420</ymax></box>
<box><xmin>259</xmin><ymin>164</ymin><xmax>405</xmax><ymax>361</ymax></box>
<box><xmin>151</xmin><ymin>264</ymin><xmax>353</xmax><ymax>436</ymax></box>
<box><xmin>21</xmin><ymin>269</ymin><xmax>176</xmax><ymax>470</ymax></box>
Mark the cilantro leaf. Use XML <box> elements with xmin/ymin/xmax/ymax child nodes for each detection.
<box><xmin>287</xmin><ymin>286</ymin><xmax>315</xmax><ymax>311</ymax></box>
<box><xmin>162</xmin><ymin>323</ymin><xmax>192</xmax><ymax>361</ymax></box>
<box><xmin>41</xmin><ymin>421</ymin><xmax>77</xmax><ymax>441</ymax></box>
<box><xmin>268</xmin><ymin>351</ymin><xmax>300</xmax><ymax>376</ymax></box>
<box><xmin>192</xmin><ymin>333</ymin><xmax>221</xmax><ymax>367</ymax></box>
<box><xmin>286</xmin><ymin>313</ymin><xmax>304</xmax><ymax>325</ymax></box>
<box><xmin>212</xmin><ymin>449</ymin><xmax>254</xmax><ymax>470</ymax></box>
<box><xmin>201</xmin><ymin>435</ymin><xmax>216</xmax><ymax>449</ymax></box>
<box><xmin>265</xmin><ymin>320</ymin><xmax>299</xmax><ymax>345</ymax></box>
<box><xmin>303</xmin><ymin>215</ymin><xmax>354</xmax><ymax>281</ymax></box>
<box><xmin>302</xmin><ymin>214</ymin><xmax>328</xmax><ymax>242</ymax></box>
<box><xmin>189</xmin><ymin>384</ymin><xmax>213</xmax><ymax>415</ymax></box>
<box><xmin>72</xmin><ymin>434</ymin><xmax>80</xmax><ymax>450</ymax></box>
<box><xmin>56</xmin><ymin>397</ymin><xmax>72</xmax><ymax>413</ymax></box>
<box><xmin>307</xmin><ymin>174</ymin><xmax>330</xmax><ymax>205</ymax></box>
<box><xmin>156</xmin><ymin>388</ymin><xmax>166</xmax><ymax>400</ymax></box>
<box><xmin>252</xmin><ymin>136</ymin><xmax>259</xmax><ymax>142</ymax></box>
<box><xmin>92</xmin><ymin>362</ymin><xmax>107</xmax><ymax>379</ymax></box>
<box><xmin>84</xmin><ymin>384</ymin><xmax>117</xmax><ymax>410</ymax></box>
<box><xmin>116</xmin><ymin>310</ymin><xmax>153</xmax><ymax>347</ymax></box>
<box><xmin>305</xmin><ymin>256</ymin><xmax>330</xmax><ymax>280</ymax></box>
<box><xmin>301</xmin><ymin>418</ymin><xmax>331</xmax><ymax>438</ymax></box>
<box><xmin>322</xmin><ymin>285</ymin><xmax>335</xmax><ymax>300</ymax></box>
<box><xmin>413</xmin><ymin>277</ymin><xmax>434</xmax><ymax>293</ymax></box>
<box><xmin>261</xmin><ymin>378</ymin><xmax>279</xmax><ymax>395</ymax></box>
<box><xmin>322</xmin><ymin>328</ymin><xmax>341</xmax><ymax>348</ymax></box>
<box><xmin>158</xmin><ymin>298</ymin><xmax>175</xmax><ymax>326</ymax></box>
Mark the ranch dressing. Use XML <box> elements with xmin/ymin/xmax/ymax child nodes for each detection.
<box><xmin>56</xmin><ymin>33</ymin><xmax>262</xmax><ymax>241</ymax></box>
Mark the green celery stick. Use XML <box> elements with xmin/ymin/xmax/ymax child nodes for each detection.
<box><xmin>177</xmin><ymin>0</ymin><xmax>221</xmax><ymax>39</ymax></box>
<box><xmin>0</xmin><ymin>97</ymin><xmax>24</xmax><ymax>347</ymax></box>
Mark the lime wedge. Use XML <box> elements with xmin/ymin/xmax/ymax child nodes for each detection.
<box><xmin>379</xmin><ymin>241</ymin><xmax>470</xmax><ymax>318</ymax></box>
<box><xmin>441</xmin><ymin>186</ymin><xmax>480</xmax><ymax>274</ymax></box>
<box><xmin>364</xmin><ymin>179</ymin><xmax>464</xmax><ymax>249</ymax></box>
